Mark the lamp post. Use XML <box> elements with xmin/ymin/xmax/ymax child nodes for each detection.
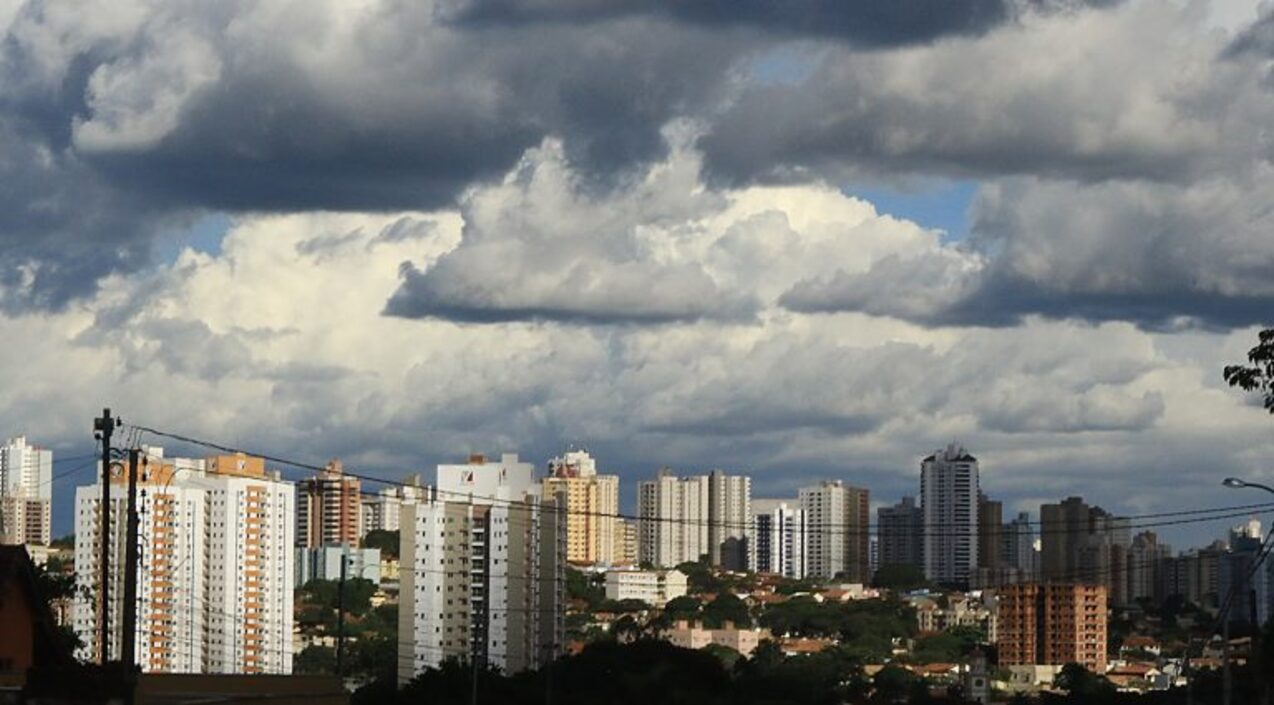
<box><xmin>1222</xmin><ymin>477</ymin><xmax>1274</xmax><ymax>705</ymax></box>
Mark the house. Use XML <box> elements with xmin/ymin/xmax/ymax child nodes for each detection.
<box><xmin>0</xmin><ymin>544</ymin><xmax>73</xmax><ymax>675</ymax></box>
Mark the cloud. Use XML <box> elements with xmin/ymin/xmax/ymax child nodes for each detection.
<box><xmin>383</xmin><ymin>132</ymin><xmax>942</xmax><ymax>325</ymax></box>
<box><xmin>444</xmin><ymin>0</ymin><xmax>1016</xmax><ymax>46</ymax></box>
<box><xmin>781</xmin><ymin>170</ymin><xmax>1274</xmax><ymax>329</ymax></box>
<box><xmin>699</xmin><ymin>2</ymin><xmax>1272</xmax><ymax>185</ymax></box>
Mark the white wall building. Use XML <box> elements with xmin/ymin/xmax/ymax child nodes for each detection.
<box><xmin>921</xmin><ymin>443</ymin><xmax>980</xmax><ymax>584</ymax></box>
<box><xmin>73</xmin><ymin>449</ymin><xmax>294</xmax><ymax>674</ymax></box>
<box><xmin>398</xmin><ymin>454</ymin><xmax>565</xmax><ymax>684</ymax></box>
<box><xmin>361</xmin><ymin>476</ymin><xmax>428</xmax><ymax>534</ymax></box>
<box><xmin>637</xmin><ymin>470</ymin><xmax>709</xmax><ymax>568</ymax></box>
<box><xmin>750</xmin><ymin>499</ymin><xmax>806</xmax><ymax>578</ymax></box>
<box><xmin>0</xmin><ymin>435</ymin><xmax>52</xmax><ymax>546</ymax></box>
<box><xmin>708</xmin><ymin>471</ymin><xmax>751</xmax><ymax>571</ymax></box>
<box><xmin>799</xmin><ymin>481</ymin><xmax>870</xmax><ymax>582</ymax></box>
<box><xmin>603</xmin><ymin>568</ymin><xmax>688</xmax><ymax>606</ymax></box>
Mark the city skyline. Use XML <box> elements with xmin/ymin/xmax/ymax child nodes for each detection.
<box><xmin>11</xmin><ymin>428</ymin><xmax>1274</xmax><ymax>552</ymax></box>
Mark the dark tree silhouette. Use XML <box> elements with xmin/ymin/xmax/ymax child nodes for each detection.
<box><xmin>1224</xmin><ymin>328</ymin><xmax>1274</xmax><ymax>413</ymax></box>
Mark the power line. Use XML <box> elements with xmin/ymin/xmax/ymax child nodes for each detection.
<box><xmin>129</xmin><ymin>423</ymin><xmax>1274</xmax><ymax>538</ymax></box>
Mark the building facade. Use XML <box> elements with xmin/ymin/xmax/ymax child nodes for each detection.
<box><xmin>878</xmin><ymin>496</ymin><xmax>923</xmax><ymax>572</ymax></box>
<box><xmin>637</xmin><ymin>470</ymin><xmax>709</xmax><ymax>568</ymax></box>
<box><xmin>977</xmin><ymin>494</ymin><xmax>1003</xmax><ymax>573</ymax></box>
<box><xmin>0</xmin><ymin>436</ymin><xmax>52</xmax><ymax>546</ymax></box>
<box><xmin>996</xmin><ymin>583</ymin><xmax>1108</xmax><ymax>673</ymax></box>
<box><xmin>750</xmin><ymin>499</ymin><xmax>806</xmax><ymax>578</ymax></box>
<box><xmin>921</xmin><ymin>444</ymin><xmax>979</xmax><ymax>584</ymax></box>
<box><xmin>1040</xmin><ymin>496</ymin><xmax>1131</xmax><ymax>604</ymax></box>
<box><xmin>1002</xmin><ymin>511</ymin><xmax>1037</xmax><ymax>577</ymax></box>
<box><xmin>708</xmin><ymin>470</ymin><xmax>751</xmax><ymax>571</ymax></box>
<box><xmin>361</xmin><ymin>475</ymin><xmax>427</xmax><ymax>534</ymax></box>
<box><xmin>398</xmin><ymin>454</ymin><xmax>565</xmax><ymax>683</ymax></box>
<box><xmin>543</xmin><ymin>450</ymin><xmax>620</xmax><ymax>566</ymax></box>
<box><xmin>799</xmin><ymin>481</ymin><xmax>869</xmax><ymax>582</ymax></box>
<box><xmin>603</xmin><ymin>568</ymin><xmax>688</xmax><ymax>606</ymax></box>
<box><xmin>73</xmin><ymin>450</ymin><xmax>294</xmax><ymax>674</ymax></box>
<box><xmin>295</xmin><ymin>546</ymin><xmax>381</xmax><ymax>588</ymax></box>
<box><xmin>297</xmin><ymin>460</ymin><xmax>361</xmax><ymax>548</ymax></box>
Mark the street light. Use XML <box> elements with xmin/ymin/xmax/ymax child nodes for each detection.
<box><xmin>1224</xmin><ymin>477</ymin><xmax>1274</xmax><ymax>495</ymax></box>
<box><xmin>1219</xmin><ymin>476</ymin><xmax>1274</xmax><ymax>705</ymax></box>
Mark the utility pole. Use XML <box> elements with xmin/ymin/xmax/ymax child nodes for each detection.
<box><xmin>1224</xmin><ymin>610</ymin><xmax>1232</xmax><ymax>705</ymax></box>
<box><xmin>92</xmin><ymin>408</ymin><xmax>120</xmax><ymax>665</ymax></box>
<box><xmin>336</xmin><ymin>557</ymin><xmax>347</xmax><ymax>680</ymax></box>
<box><xmin>120</xmin><ymin>448</ymin><xmax>142</xmax><ymax>704</ymax></box>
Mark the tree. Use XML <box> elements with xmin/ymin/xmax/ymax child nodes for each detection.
<box><xmin>702</xmin><ymin>593</ymin><xmax>752</xmax><ymax>628</ymax></box>
<box><xmin>565</xmin><ymin>566</ymin><xmax>605</xmax><ymax>608</ymax></box>
<box><xmin>871</xmin><ymin>563</ymin><xmax>928</xmax><ymax>591</ymax></box>
<box><xmin>361</xmin><ymin>529</ymin><xmax>400</xmax><ymax>558</ymax></box>
<box><xmin>1053</xmin><ymin>662</ymin><xmax>1115</xmax><ymax>702</ymax></box>
<box><xmin>294</xmin><ymin>645</ymin><xmax>336</xmax><ymax>674</ymax></box>
<box><xmin>1225</xmin><ymin>328</ymin><xmax>1274</xmax><ymax>414</ymax></box>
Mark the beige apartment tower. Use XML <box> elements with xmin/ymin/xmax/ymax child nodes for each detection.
<box><xmin>542</xmin><ymin>450</ymin><xmax>619</xmax><ymax>565</ymax></box>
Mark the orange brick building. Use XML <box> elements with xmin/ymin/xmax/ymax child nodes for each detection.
<box><xmin>997</xmin><ymin>583</ymin><xmax>1107</xmax><ymax>673</ymax></box>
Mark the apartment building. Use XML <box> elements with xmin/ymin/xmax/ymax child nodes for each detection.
<box><xmin>398</xmin><ymin>454</ymin><xmax>565</xmax><ymax>684</ymax></box>
<box><xmin>708</xmin><ymin>471</ymin><xmax>751</xmax><ymax>571</ymax></box>
<box><xmin>878</xmin><ymin>496</ymin><xmax>923</xmax><ymax>572</ymax></box>
<box><xmin>0</xmin><ymin>436</ymin><xmax>52</xmax><ymax>546</ymax></box>
<box><xmin>542</xmin><ymin>450</ymin><xmax>620</xmax><ymax>565</ymax></box>
<box><xmin>361</xmin><ymin>475</ymin><xmax>427</xmax><ymax>534</ymax></box>
<box><xmin>750</xmin><ymin>499</ymin><xmax>806</xmax><ymax>578</ymax></box>
<box><xmin>996</xmin><ymin>583</ymin><xmax>1108</xmax><ymax>673</ymax></box>
<box><xmin>297</xmin><ymin>459</ymin><xmax>361</xmax><ymax>548</ymax></box>
<box><xmin>603</xmin><ymin>568</ymin><xmax>688</xmax><ymax>606</ymax></box>
<box><xmin>637</xmin><ymin>470</ymin><xmax>709</xmax><ymax>568</ymax></box>
<box><xmin>799</xmin><ymin>481</ymin><xmax>869</xmax><ymax>582</ymax></box>
<box><xmin>921</xmin><ymin>444</ymin><xmax>979</xmax><ymax>584</ymax></box>
<box><xmin>72</xmin><ymin>450</ymin><xmax>294</xmax><ymax>674</ymax></box>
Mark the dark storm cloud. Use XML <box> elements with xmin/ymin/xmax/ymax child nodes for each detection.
<box><xmin>445</xmin><ymin>0</ymin><xmax>1014</xmax><ymax>46</ymax></box>
<box><xmin>445</xmin><ymin>0</ymin><xmax>1128</xmax><ymax>47</ymax></box>
<box><xmin>0</xmin><ymin>2</ymin><xmax>747</xmax><ymax>309</ymax></box>
<box><xmin>0</xmin><ymin>116</ymin><xmax>163</xmax><ymax>310</ymax></box>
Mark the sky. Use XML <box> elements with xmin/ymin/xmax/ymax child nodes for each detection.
<box><xmin>2</xmin><ymin>0</ymin><xmax>1273</xmax><ymax>547</ymax></box>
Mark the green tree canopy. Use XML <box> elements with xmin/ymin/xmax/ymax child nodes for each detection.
<box><xmin>362</xmin><ymin>529</ymin><xmax>400</xmax><ymax>558</ymax></box>
<box><xmin>1225</xmin><ymin>328</ymin><xmax>1274</xmax><ymax>414</ymax></box>
<box><xmin>871</xmin><ymin>563</ymin><xmax>928</xmax><ymax>591</ymax></box>
<box><xmin>703</xmin><ymin>592</ymin><xmax>753</xmax><ymax>628</ymax></box>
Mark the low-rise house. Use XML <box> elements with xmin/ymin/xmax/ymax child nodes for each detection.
<box><xmin>662</xmin><ymin>620</ymin><xmax>772</xmax><ymax>657</ymax></box>
<box><xmin>604</xmin><ymin>568</ymin><xmax>688</xmax><ymax>607</ymax></box>
<box><xmin>778</xmin><ymin>637</ymin><xmax>836</xmax><ymax>656</ymax></box>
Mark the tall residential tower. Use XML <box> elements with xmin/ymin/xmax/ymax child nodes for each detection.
<box><xmin>0</xmin><ymin>436</ymin><xmax>52</xmax><ymax>546</ymax></box>
<box><xmin>921</xmin><ymin>444</ymin><xmax>979</xmax><ymax>584</ymax></box>
<box><xmin>73</xmin><ymin>450</ymin><xmax>295</xmax><ymax>674</ymax></box>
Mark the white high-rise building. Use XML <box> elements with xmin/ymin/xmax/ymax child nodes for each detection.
<box><xmin>398</xmin><ymin>453</ymin><xmax>565</xmax><ymax>684</ymax></box>
<box><xmin>0</xmin><ymin>436</ymin><xmax>52</xmax><ymax>546</ymax></box>
<box><xmin>73</xmin><ymin>449</ymin><xmax>294</xmax><ymax>674</ymax></box>
<box><xmin>708</xmin><ymin>471</ymin><xmax>751</xmax><ymax>571</ymax></box>
<box><xmin>750</xmin><ymin>499</ymin><xmax>806</xmax><ymax>578</ymax></box>
<box><xmin>361</xmin><ymin>475</ymin><xmax>428</xmax><ymax>534</ymax></box>
<box><xmin>921</xmin><ymin>443</ymin><xmax>980</xmax><ymax>584</ymax></box>
<box><xmin>637</xmin><ymin>470</ymin><xmax>709</xmax><ymax>568</ymax></box>
<box><xmin>799</xmin><ymin>481</ymin><xmax>870</xmax><ymax>582</ymax></box>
